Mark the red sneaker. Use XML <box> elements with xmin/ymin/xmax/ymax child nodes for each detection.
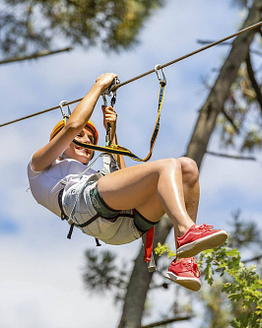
<box><xmin>176</xmin><ymin>223</ymin><xmax>228</xmax><ymax>258</ymax></box>
<box><xmin>165</xmin><ymin>257</ymin><xmax>201</xmax><ymax>292</ymax></box>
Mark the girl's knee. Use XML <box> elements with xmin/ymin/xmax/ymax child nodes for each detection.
<box><xmin>178</xmin><ymin>157</ymin><xmax>199</xmax><ymax>184</ymax></box>
<box><xmin>160</xmin><ymin>158</ymin><xmax>182</xmax><ymax>171</ymax></box>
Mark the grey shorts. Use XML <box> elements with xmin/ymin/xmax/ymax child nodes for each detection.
<box><xmin>62</xmin><ymin>180</ymin><xmax>157</xmax><ymax>245</ymax></box>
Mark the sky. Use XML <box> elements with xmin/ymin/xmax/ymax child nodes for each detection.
<box><xmin>0</xmin><ymin>1</ymin><xmax>262</xmax><ymax>328</ymax></box>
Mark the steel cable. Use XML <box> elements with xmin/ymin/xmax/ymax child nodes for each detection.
<box><xmin>1</xmin><ymin>20</ymin><xmax>262</xmax><ymax>128</ymax></box>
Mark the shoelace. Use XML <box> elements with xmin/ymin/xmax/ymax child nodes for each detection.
<box><xmin>198</xmin><ymin>223</ymin><xmax>214</xmax><ymax>231</ymax></box>
<box><xmin>183</xmin><ymin>259</ymin><xmax>201</xmax><ymax>278</ymax></box>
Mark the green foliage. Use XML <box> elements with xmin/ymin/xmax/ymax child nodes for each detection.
<box><xmin>216</xmin><ymin>63</ymin><xmax>262</xmax><ymax>152</ymax></box>
<box><xmin>155</xmin><ymin>242</ymin><xmax>262</xmax><ymax>328</ymax></box>
<box><xmin>82</xmin><ymin>249</ymin><xmax>128</xmax><ymax>298</ymax></box>
<box><xmin>0</xmin><ymin>0</ymin><xmax>164</xmax><ymax>57</ymax></box>
<box><xmin>227</xmin><ymin>210</ymin><xmax>262</xmax><ymax>250</ymax></box>
<box><xmin>199</xmin><ymin>281</ymin><xmax>231</xmax><ymax>328</ymax></box>
<box><xmin>154</xmin><ymin>242</ymin><xmax>176</xmax><ymax>258</ymax></box>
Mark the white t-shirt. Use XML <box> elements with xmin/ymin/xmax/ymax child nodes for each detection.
<box><xmin>27</xmin><ymin>156</ymin><xmax>97</xmax><ymax>217</ymax></box>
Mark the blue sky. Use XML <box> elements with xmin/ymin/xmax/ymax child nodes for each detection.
<box><xmin>0</xmin><ymin>1</ymin><xmax>262</xmax><ymax>327</ymax></box>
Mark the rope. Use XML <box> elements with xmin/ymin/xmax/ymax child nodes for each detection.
<box><xmin>1</xmin><ymin>20</ymin><xmax>262</xmax><ymax>128</ymax></box>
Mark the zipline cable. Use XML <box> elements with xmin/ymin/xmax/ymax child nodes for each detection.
<box><xmin>116</xmin><ymin>20</ymin><xmax>262</xmax><ymax>89</ymax></box>
<box><xmin>1</xmin><ymin>20</ymin><xmax>262</xmax><ymax>128</ymax></box>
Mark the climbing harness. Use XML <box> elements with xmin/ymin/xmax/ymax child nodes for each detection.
<box><xmin>57</xmin><ymin>71</ymin><xmax>163</xmax><ymax>270</ymax></box>
<box><xmin>58</xmin><ymin>152</ymin><xmax>118</xmax><ymax>245</ymax></box>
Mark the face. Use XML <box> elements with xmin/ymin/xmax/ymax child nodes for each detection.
<box><xmin>64</xmin><ymin>127</ymin><xmax>95</xmax><ymax>164</ymax></box>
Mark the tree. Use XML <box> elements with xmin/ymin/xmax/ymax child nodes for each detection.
<box><xmin>0</xmin><ymin>0</ymin><xmax>164</xmax><ymax>61</ymax></box>
<box><xmin>198</xmin><ymin>211</ymin><xmax>262</xmax><ymax>328</ymax></box>
<box><xmin>197</xmin><ymin>244</ymin><xmax>262</xmax><ymax>328</ymax></box>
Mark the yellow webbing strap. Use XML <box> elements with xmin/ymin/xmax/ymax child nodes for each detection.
<box><xmin>73</xmin><ymin>82</ymin><xmax>166</xmax><ymax>162</ymax></box>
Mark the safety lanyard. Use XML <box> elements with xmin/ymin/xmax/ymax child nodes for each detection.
<box><xmin>72</xmin><ymin>65</ymin><xmax>167</xmax><ymax>162</ymax></box>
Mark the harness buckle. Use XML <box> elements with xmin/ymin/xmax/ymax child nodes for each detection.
<box><xmin>154</xmin><ymin>64</ymin><xmax>167</xmax><ymax>86</ymax></box>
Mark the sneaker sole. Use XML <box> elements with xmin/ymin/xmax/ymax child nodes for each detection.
<box><xmin>176</xmin><ymin>230</ymin><xmax>228</xmax><ymax>258</ymax></box>
<box><xmin>165</xmin><ymin>271</ymin><xmax>201</xmax><ymax>292</ymax></box>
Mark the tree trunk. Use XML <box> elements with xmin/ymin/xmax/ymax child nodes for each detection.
<box><xmin>187</xmin><ymin>0</ymin><xmax>262</xmax><ymax>167</ymax></box>
<box><xmin>118</xmin><ymin>1</ymin><xmax>262</xmax><ymax>327</ymax></box>
<box><xmin>118</xmin><ymin>217</ymin><xmax>172</xmax><ymax>328</ymax></box>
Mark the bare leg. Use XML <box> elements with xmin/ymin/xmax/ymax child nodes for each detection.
<box><xmin>174</xmin><ymin>157</ymin><xmax>200</xmax><ymax>247</ymax></box>
<box><xmin>97</xmin><ymin>158</ymin><xmax>195</xmax><ymax>237</ymax></box>
<box><xmin>177</xmin><ymin>157</ymin><xmax>199</xmax><ymax>222</ymax></box>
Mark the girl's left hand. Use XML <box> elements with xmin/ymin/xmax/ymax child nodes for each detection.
<box><xmin>101</xmin><ymin>105</ymin><xmax>117</xmax><ymax>135</ymax></box>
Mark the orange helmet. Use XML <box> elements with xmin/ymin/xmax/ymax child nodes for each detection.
<box><xmin>50</xmin><ymin>119</ymin><xmax>99</xmax><ymax>145</ymax></box>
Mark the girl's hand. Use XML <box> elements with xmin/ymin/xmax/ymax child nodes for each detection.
<box><xmin>96</xmin><ymin>73</ymin><xmax>118</xmax><ymax>92</ymax></box>
<box><xmin>101</xmin><ymin>105</ymin><xmax>117</xmax><ymax>136</ymax></box>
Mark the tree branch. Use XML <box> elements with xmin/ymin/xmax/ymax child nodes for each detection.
<box><xmin>206</xmin><ymin>151</ymin><xmax>257</xmax><ymax>161</ymax></box>
<box><xmin>197</xmin><ymin>39</ymin><xmax>232</xmax><ymax>46</ymax></box>
<box><xmin>197</xmin><ymin>39</ymin><xmax>262</xmax><ymax>57</ymax></box>
<box><xmin>221</xmin><ymin>108</ymin><xmax>240</xmax><ymax>134</ymax></box>
<box><xmin>140</xmin><ymin>315</ymin><xmax>193</xmax><ymax>328</ymax></box>
<box><xmin>243</xmin><ymin>254</ymin><xmax>262</xmax><ymax>263</ymax></box>
<box><xmin>0</xmin><ymin>47</ymin><xmax>73</xmax><ymax>65</ymax></box>
<box><xmin>246</xmin><ymin>51</ymin><xmax>262</xmax><ymax>114</ymax></box>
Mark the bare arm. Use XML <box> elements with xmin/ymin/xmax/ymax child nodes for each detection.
<box><xmin>111</xmin><ymin>133</ymin><xmax>126</xmax><ymax>169</ymax></box>
<box><xmin>31</xmin><ymin>73</ymin><xmax>117</xmax><ymax>171</ymax></box>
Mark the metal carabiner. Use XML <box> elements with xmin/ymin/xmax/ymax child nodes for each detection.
<box><xmin>102</xmin><ymin>94</ymin><xmax>113</xmax><ymax>146</ymax></box>
<box><xmin>154</xmin><ymin>64</ymin><xmax>167</xmax><ymax>86</ymax></box>
<box><xmin>59</xmin><ymin>100</ymin><xmax>71</xmax><ymax>122</ymax></box>
<box><xmin>102</xmin><ymin>95</ymin><xmax>108</xmax><ymax>108</ymax></box>
<box><xmin>102</xmin><ymin>77</ymin><xmax>120</xmax><ymax>96</ymax></box>
<box><xmin>101</xmin><ymin>95</ymin><xmax>112</xmax><ymax>146</ymax></box>
<box><xmin>101</xmin><ymin>78</ymin><xmax>120</xmax><ymax>146</ymax></box>
<box><xmin>101</xmin><ymin>77</ymin><xmax>120</xmax><ymax>108</ymax></box>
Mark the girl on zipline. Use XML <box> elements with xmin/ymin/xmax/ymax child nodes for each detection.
<box><xmin>28</xmin><ymin>73</ymin><xmax>228</xmax><ymax>292</ymax></box>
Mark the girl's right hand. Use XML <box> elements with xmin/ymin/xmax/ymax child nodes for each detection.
<box><xmin>95</xmin><ymin>73</ymin><xmax>118</xmax><ymax>92</ymax></box>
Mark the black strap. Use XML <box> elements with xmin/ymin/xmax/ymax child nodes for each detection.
<box><xmin>77</xmin><ymin>214</ymin><xmax>100</xmax><ymax>228</ymax></box>
<box><xmin>58</xmin><ymin>188</ymin><xmax>68</xmax><ymax>221</ymax></box>
<box><xmin>58</xmin><ymin>188</ymin><xmax>73</xmax><ymax>239</ymax></box>
<box><xmin>58</xmin><ymin>189</ymin><xmax>102</xmax><ymax>240</ymax></box>
<box><xmin>67</xmin><ymin>224</ymin><xmax>75</xmax><ymax>239</ymax></box>
<box><xmin>95</xmin><ymin>238</ymin><xmax>102</xmax><ymax>246</ymax></box>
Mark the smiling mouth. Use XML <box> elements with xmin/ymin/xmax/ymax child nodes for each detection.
<box><xmin>75</xmin><ymin>145</ymin><xmax>90</xmax><ymax>155</ymax></box>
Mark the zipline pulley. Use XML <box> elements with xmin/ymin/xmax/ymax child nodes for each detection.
<box><xmin>102</xmin><ymin>77</ymin><xmax>120</xmax><ymax>96</ymax></box>
<box><xmin>154</xmin><ymin>64</ymin><xmax>167</xmax><ymax>86</ymax></box>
